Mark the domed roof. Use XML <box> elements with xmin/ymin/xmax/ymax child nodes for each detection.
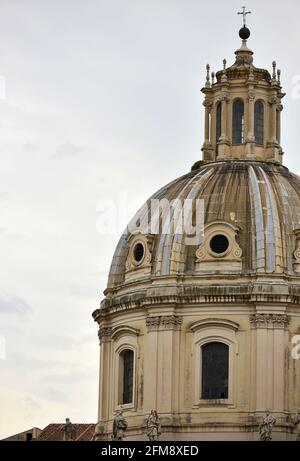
<box><xmin>106</xmin><ymin>161</ymin><xmax>300</xmax><ymax>291</ymax></box>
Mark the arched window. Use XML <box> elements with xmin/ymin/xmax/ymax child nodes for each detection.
<box><xmin>232</xmin><ymin>99</ymin><xmax>244</xmax><ymax>145</ymax></box>
<box><xmin>201</xmin><ymin>342</ymin><xmax>229</xmax><ymax>399</ymax></box>
<box><xmin>119</xmin><ymin>349</ymin><xmax>134</xmax><ymax>404</ymax></box>
<box><xmin>254</xmin><ymin>100</ymin><xmax>264</xmax><ymax>145</ymax></box>
<box><xmin>216</xmin><ymin>102</ymin><xmax>222</xmax><ymax>143</ymax></box>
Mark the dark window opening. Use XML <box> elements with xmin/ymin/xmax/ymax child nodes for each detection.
<box><xmin>133</xmin><ymin>243</ymin><xmax>144</xmax><ymax>263</ymax></box>
<box><xmin>254</xmin><ymin>100</ymin><xmax>264</xmax><ymax>145</ymax></box>
<box><xmin>216</xmin><ymin>102</ymin><xmax>222</xmax><ymax>143</ymax></box>
<box><xmin>201</xmin><ymin>342</ymin><xmax>229</xmax><ymax>400</ymax></box>
<box><xmin>120</xmin><ymin>350</ymin><xmax>134</xmax><ymax>404</ymax></box>
<box><xmin>232</xmin><ymin>100</ymin><xmax>244</xmax><ymax>145</ymax></box>
<box><xmin>210</xmin><ymin>235</ymin><xmax>229</xmax><ymax>254</ymax></box>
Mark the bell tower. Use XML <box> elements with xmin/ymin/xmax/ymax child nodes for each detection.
<box><xmin>201</xmin><ymin>10</ymin><xmax>285</xmax><ymax>163</ymax></box>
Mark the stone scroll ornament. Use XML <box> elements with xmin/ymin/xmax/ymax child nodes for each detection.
<box><xmin>111</xmin><ymin>410</ymin><xmax>128</xmax><ymax>441</ymax></box>
<box><xmin>146</xmin><ymin>410</ymin><xmax>161</xmax><ymax>441</ymax></box>
<box><xmin>259</xmin><ymin>411</ymin><xmax>276</xmax><ymax>441</ymax></box>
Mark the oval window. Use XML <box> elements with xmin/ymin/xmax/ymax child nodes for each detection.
<box><xmin>133</xmin><ymin>243</ymin><xmax>145</xmax><ymax>263</ymax></box>
<box><xmin>210</xmin><ymin>235</ymin><xmax>229</xmax><ymax>254</ymax></box>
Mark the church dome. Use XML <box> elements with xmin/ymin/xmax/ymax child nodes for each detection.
<box><xmin>93</xmin><ymin>16</ymin><xmax>300</xmax><ymax>442</ymax></box>
<box><xmin>106</xmin><ymin>160</ymin><xmax>300</xmax><ymax>293</ymax></box>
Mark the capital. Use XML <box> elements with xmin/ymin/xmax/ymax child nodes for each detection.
<box><xmin>248</xmin><ymin>91</ymin><xmax>255</xmax><ymax>101</ymax></box>
<box><xmin>98</xmin><ymin>326</ymin><xmax>112</xmax><ymax>344</ymax></box>
<box><xmin>221</xmin><ymin>93</ymin><xmax>229</xmax><ymax>103</ymax></box>
<box><xmin>269</xmin><ymin>96</ymin><xmax>278</xmax><ymax>106</ymax></box>
<box><xmin>203</xmin><ymin>99</ymin><xmax>213</xmax><ymax>110</ymax></box>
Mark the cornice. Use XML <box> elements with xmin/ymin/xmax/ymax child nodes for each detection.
<box><xmin>93</xmin><ymin>283</ymin><xmax>300</xmax><ymax>323</ymax></box>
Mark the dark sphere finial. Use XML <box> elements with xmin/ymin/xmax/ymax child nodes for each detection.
<box><xmin>239</xmin><ymin>26</ymin><xmax>251</xmax><ymax>40</ymax></box>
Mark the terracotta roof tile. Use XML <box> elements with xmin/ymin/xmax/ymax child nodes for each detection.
<box><xmin>38</xmin><ymin>423</ymin><xmax>95</xmax><ymax>441</ymax></box>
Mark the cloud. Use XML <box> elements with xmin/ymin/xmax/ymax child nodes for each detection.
<box><xmin>41</xmin><ymin>370</ymin><xmax>91</xmax><ymax>385</ymax></box>
<box><xmin>0</xmin><ymin>294</ymin><xmax>32</xmax><ymax>317</ymax></box>
<box><xmin>24</xmin><ymin>397</ymin><xmax>42</xmax><ymax>415</ymax></box>
<box><xmin>23</xmin><ymin>142</ymin><xmax>38</xmax><ymax>152</ymax></box>
<box><xmin>43</xmin><ymin>388</ymin><xmax>68</xmax><ymax>403</ymax></box>
<box><xmin>0</xmin><ymin>190</ymin><xmax>9</xmax><ymax>201</ymax></box>
<box><xmin>31</xmin><ymin>334</ymin><xmax>74</xmax><ymax>351</ymax></box>
<box><xmin>54</xmin><ymin>142</ymin><xmax>83</xmax><ymax>158</ymax></box>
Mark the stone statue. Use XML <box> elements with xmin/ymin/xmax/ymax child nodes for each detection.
<box><xmin>62</xmin><ymin>418</ymin><xmax>75</xmax><ymax>441</ymax></box>
<box><xmin>259</xmin><ymin>411</ymin><xmax>276</xmax><ymax>441</ymax></box>
<box><xmin>111</xmin><ymin>410</ymin><xmax>128</xmax><ymax>441</ymax></box>
<box><xmin>293</xmin><ymin>411</ymin><xmax>300</xmax><ymax>441</ymax></box>
<box><xmin>146</xmin><ymin>410</ymin><xmax>161</xmax><ymax>441</ymax></box>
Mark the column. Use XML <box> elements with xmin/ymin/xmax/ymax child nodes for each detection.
<box><xmin>245</xmin><ymin>90</ymin><xmax>255</xmax><ymax>157</ymax></box>
<box><xmin>220</xmin><ymin>96</ymin><xmax>228</xmax><ymax>141</ymax></box>
<box><xmin>209</xmin><ymin>103</ymin><xmax>215</xmax><ymax>146</ymax></box>
<box><xmin>268</xmin><ymin>96</ymin><xmax>278</xmax><ymax>144</ymax></box>
<box><xmin>218</xmin><ymin>93</ymin><xmax>230</xmax><ymax>159</ymax></box>
<box><xmin>219</xmin><ymin>90</ymin><xmax>230</xmax><ymax>144</ymax></box>
<box><xmin>203</xmin><ymin>99</ymin><xmax>212</xmax><ymax>144</ymax></box>
<box><xmin>247</xmin><ymin>91</ymin><xmax>255</xmax><ymax>142</ymax></box>
<box><xmin>202</xmin><ymin>100</ymin><xmax>214</xmax><ymax>161</ymax></box>
<box><xmin>98</xmin><ymin>326</ymin><xmax>112</xmax><ymax>422</ymax></box>
<box><xmin>276</xmin><ymin>103</ymin><xmax>283</xmax><ymax>146</ymax></box>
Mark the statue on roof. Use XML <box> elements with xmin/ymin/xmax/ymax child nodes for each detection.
<box><xmin>62</xmin><ymin>418</ymin><xmax>76</xmax><ymax>441</ymax></box>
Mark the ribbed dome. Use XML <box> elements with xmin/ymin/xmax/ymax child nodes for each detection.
<box><xmin>94</xmin><ymin>23</ymin><xmax>300</xmax><ymax>443</ymax></box>
<box><xmin>106</xmin><ymin>161</ymin><xmax>300</xmax><ymax>290</ymax></box>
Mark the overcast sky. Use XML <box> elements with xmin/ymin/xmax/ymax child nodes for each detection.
<box><xmin>1</xmin><ymin>0</ymin><xmax>300</xmax><ymax>439</ymax></box>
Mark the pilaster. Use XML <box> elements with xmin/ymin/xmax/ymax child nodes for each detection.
<box><xmin>250</xmin><ymin>313</ymin><xmax>289</xmax><ymax>415</ymax></box>
<box><xmin>144</xmin><ymin>315</ymin><xmax>182</xmax><ymax>415</ymax></box>
<box><xmin>98</xmin><ymin>326</ymin><xmax>113</xmax><ymax>421</ymax></box>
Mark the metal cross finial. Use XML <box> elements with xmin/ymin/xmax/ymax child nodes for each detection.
<box><xmin>238</xmin><ymin>6</ymin><xmax>251</xmax><ymax>27</ymax></box>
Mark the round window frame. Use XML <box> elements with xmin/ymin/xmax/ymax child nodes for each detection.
<box><xmin>208</xmin><ymin>232</ymin><xmax>231</xmax><ymax>258</ymax></box>
<box><xmin>132</xmin><ymin>241</ymin><xmax>146</xmax><ymax>266</ymax></box>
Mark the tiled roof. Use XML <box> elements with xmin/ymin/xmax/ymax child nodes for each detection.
<box><xmin>38</xmin><ymin>423</ymin><xmax>95</xmax><ymax>441</ymax></box>
<box><xmin>2</xmin><ymin>427</ymin><xmax>42</xmax><ymax>441</ymax></box>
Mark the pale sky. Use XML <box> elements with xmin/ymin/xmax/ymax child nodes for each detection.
<box><xmin>1</xmin><ymin>0</ymin><xmax>300</xmax><ymax>439</ymax></box>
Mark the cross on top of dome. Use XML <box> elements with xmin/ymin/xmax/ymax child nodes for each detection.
<box><xmin>237</xmin><ymin>6</ymin><xmax>251</xmax><ymax>40</ymax></box>
<box><xmin>237</xmin><ymin>6</ymin><xmax>251</xmax><ymax>28</ymax></box>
